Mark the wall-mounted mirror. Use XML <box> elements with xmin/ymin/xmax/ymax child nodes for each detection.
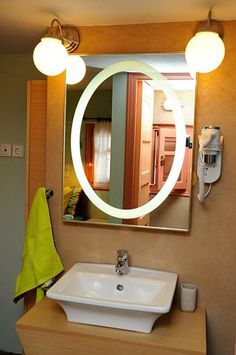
<box><xmin>63</xmin><ymin>54</ymin><xmax>196</xmax><ymax>231</ymax></box>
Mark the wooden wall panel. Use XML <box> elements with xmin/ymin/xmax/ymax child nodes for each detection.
<box><xmin>25</xmin><ymin>80</ymin><xmax>47</xmax><ymax>309</ymax></box>
<box><xmin>26</xmin><ymin>80</ymin><xmax>47</xmax><ymax>216</ymax></box>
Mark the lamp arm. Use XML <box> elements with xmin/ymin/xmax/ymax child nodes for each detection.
<box><xmin>48</xmin><ymin>18</ymin><xmax>64</xmax><ymax>39</ymax></box>
<box><xmin>48</xmin><ymin>18</ymin><xmax>79</xmax><ymax>53</ymax></box>
<box><xmin>207</xmin><ymin>9</ymin><xmax>212</xmax><ymax>29</ymax></box>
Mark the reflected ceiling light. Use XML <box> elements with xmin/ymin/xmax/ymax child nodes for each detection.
<box><xmin>162</xmin><ymin>99</ymin><xmax>184</xmax><ymax>111</ymax></box>
<box><xmin>185</xmin><ymin>9</ymin><xmax>225</xmax><ymax>73</ymax></box>
<box><xmin>162</xmin><ymin>99</ymin><xmax>174</xmax><ymax>111</ymax></box>
<box><xmin>33</xmin><ymin>18</ymin><xmax>80</xmax><ymax>77</ymax></box>
<box><xmin>66</xmin><ymin>55</ymin><xmax>86</xmax><ymax>85</ymax></box>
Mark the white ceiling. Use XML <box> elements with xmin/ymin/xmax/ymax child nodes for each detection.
<box><xmin>1</xmin><ymin>0</ymin><xmax>236</xmax><ymax>54</ymax></box>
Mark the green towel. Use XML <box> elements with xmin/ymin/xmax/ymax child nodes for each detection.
<box><xmin>14</xmin><ymin>187</ymin><xmax>64</xmax><ymax>303</ymax></box>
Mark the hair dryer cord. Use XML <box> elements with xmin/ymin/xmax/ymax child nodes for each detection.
<box><xmin>197</xmin><ymin>152</ymin><xmax>212</xmax><ymax>202</ymax></box>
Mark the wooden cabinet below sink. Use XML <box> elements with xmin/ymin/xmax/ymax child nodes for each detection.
<box><xmin>16</xmin><ymin>298</ymin><xmax>206</xmax><ymax>355</ymax></box>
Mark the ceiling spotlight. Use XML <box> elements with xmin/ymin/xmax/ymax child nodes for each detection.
<box><xmin>33</xmin><ymin>18</ymin><xmax>80</xmax><ymax>76</ymax></box>
<box><xmin>185</xmin><ymin>9</ymin><xmax>225</xmax><ymax>73</ymax></box>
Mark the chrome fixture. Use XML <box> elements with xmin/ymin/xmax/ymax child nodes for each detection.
<box><xmin>44</xmin><ymin>18</ymin><xmax>79</xmax><ymax>53</ymax></box>
<box><xmin>116</xmin><ymin>284</ymin><xmax>124</xmax><ymax>291</ymax></box>
<box><xmin>115</xmin><ymin>249</ymin><xmax>129</xmax><ymax>275</ymax></box>
<box><xmin>197</xmin><ymin>126</ymin><xmax>223</xmax><ymax>202</ymax></box>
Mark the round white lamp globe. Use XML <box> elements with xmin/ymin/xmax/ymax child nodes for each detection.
<box><xmin>33</xmin><ymin>37</ymin><xmax>68</xmax><ymax>76</ymax></box>
<box><xmin>66</xmin><ymin>55</ymin><xmax>86</xmax><ymax>85</ymax></box>
<box><xmin>185</xmin><ymin>31</ymin><xmax>225</xmax><ymax>73</ymax></box>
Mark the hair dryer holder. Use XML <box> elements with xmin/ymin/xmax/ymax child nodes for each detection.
<box><xmin>197</xmin><ymin>126</ymin><xmax>223</xmax><ymax>202</ymax></box>
<box><xmin>197</xmin><ymin>136</ymin><xmax>223</xmax><ymax>183</ymax></box>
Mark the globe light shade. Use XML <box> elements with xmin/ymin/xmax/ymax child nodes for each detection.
<box><xmin>185</xmin><ymin>31</ymin><xmax>225</xmax><ymax>73</ymax></box>
<box><xmin>66</xmin><ymin>55</ymin><xmax>86</xmax><ymax>85</ymax></box>
<box><xmin>33</xmin><ymin>37</ymin><xmax>68</xmax><ymax>76</ymax></box>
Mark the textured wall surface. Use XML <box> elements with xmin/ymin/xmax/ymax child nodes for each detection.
<box><xmin>45</xmin><ymin>22</ymin><xmax>236</xmax><ymax>355</ymax></box>
<box><xmin>0</xmin><ymin>55</ymin><xmax>43</xmax><ymax>353</ymax></box>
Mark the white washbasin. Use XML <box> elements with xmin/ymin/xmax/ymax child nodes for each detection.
<box><xmin>46</xmin><ymin>263</ymin><xmax>178</xmax><ymax>333</ymax></box>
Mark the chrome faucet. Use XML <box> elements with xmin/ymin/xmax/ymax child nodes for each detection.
<box><xmin>115</xmin><ymin>249</ymin><xmax>129</xmax><ymax>275</ymax></box>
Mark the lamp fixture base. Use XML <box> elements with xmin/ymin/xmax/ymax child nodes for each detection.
<box><xmin>195</xmin><ymin>9</ymin><xmax>223</xmax><ymax>38</ymax></box>
<box><xmin>196</xmin><ymin>19</ymin><xmax>223</xmax><ymax>38</ymax></box>
<box><xmin>61</xmin><ymin>26</ymin><xmax>80</xmax><ymax>53</ymax></box>
<box><xmin>45</xmin><ymin>18</ymin><xmax>80</xmax><ymax>53</ymax></box>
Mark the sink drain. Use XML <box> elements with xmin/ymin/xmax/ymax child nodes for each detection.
<box><xmin>116</xmin><ymin>284</ymin><xmax>124</xmax><ymax>291</ymax></box>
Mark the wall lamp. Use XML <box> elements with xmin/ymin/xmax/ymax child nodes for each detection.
<box><xmin>185</xmin><ymin>9</ymin><xmax>225</xmax><ymax>73</ymax></box>
<box><xmin>33</xmin><ymin>18</ymin><xmax>86</xmax><ymax>84</ymax></box>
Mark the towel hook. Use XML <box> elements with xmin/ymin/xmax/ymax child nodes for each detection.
<box><xmin>46</xmin><ymin>189</ymin><xmax>54</xmax><ymax>199</ymax></box>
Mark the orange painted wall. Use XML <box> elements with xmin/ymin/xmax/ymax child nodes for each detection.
<box><xmin>45</xmin><ymin>22</ymin><xmax>236</xmax><ymax>355</ymax></box>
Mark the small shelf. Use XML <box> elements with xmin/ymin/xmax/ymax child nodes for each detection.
<box><xmin>16</xmin><ymin>298</ymin><xmax>206</xmax><ymax>355</ymax></box>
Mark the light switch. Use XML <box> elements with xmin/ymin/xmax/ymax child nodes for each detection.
<box><xmin>12</xmin><ymin>144</ymin><xmax>24</xmax><ymax>158</ymax></box>
<box><xmin>0</xmin><ymin>143</ymin><xmax>12</xmax><ymax>157</ymax></box>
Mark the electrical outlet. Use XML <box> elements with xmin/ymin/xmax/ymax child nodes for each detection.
<box><xmin>0</xmin><ymin>143</ymin><xmax>12</xmax><ymax>157</ymax></box>
<box><xmin>12</xmin><ymin>144</ymin><xmax>24</xmax><ymax>158</ymax></box>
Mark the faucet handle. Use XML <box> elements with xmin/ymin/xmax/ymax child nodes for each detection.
<box><xmin>117</xmin><ymin>249</ymin><xmax>128</xmax><ymax>259</ymax></box>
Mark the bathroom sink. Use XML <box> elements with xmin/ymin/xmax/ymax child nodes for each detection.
<box><xmin>46</xmin><ymin>263</ymin><xmax>178</xmax><ymax>333</ymax></box>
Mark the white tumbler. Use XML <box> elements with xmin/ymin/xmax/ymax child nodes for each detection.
<box><xmin>180</xmin><ymin>283</ymin><xmax>197</xmax><ymax>312</ymax></box>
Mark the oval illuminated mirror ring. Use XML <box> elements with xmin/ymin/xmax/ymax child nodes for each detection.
<box><xmin>71</xmin><ymin>61</ymin><xmax>186</xmax><ymax>219</ymax></box>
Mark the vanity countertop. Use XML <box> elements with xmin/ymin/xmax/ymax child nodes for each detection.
<box><xmin>16</xmin><ymin>297</ymin><xmax>206</xmax><ymax>355</ymax></box>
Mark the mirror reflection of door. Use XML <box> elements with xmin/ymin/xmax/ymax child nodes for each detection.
<box><xmin>124</xmin><ymin>77</ymin><xmax>154</xmax><ymax>226</ymax></box>
<box><xmin>154</xmin><ymin>125</ymin><xmax>192</xmax><ymax>195</ymax></box>
<box><xmin>63</xmin><ymin>54</ymin><xmax>196</xmax><ymax>231</ymax></box>
<box><xmin>123</xmin><ymin>72</ymin><xmax>193</xmax><ymax>227</ymax></box>
<box><xmin>137</xmin><ymin>81</ymin><xmax>154</xmax><ymax>226</ymax></box>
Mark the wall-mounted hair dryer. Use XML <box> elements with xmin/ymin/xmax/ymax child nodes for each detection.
<box><xmin>197</xmin><ymin>126</ymin><xmax>223</xmax><ymax>202</ymax></box>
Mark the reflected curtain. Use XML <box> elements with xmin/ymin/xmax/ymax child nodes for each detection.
<box><xmin>93</xmin><ymin>122</ymin><xmax>111</xmax><ymax>189</ymax></box>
